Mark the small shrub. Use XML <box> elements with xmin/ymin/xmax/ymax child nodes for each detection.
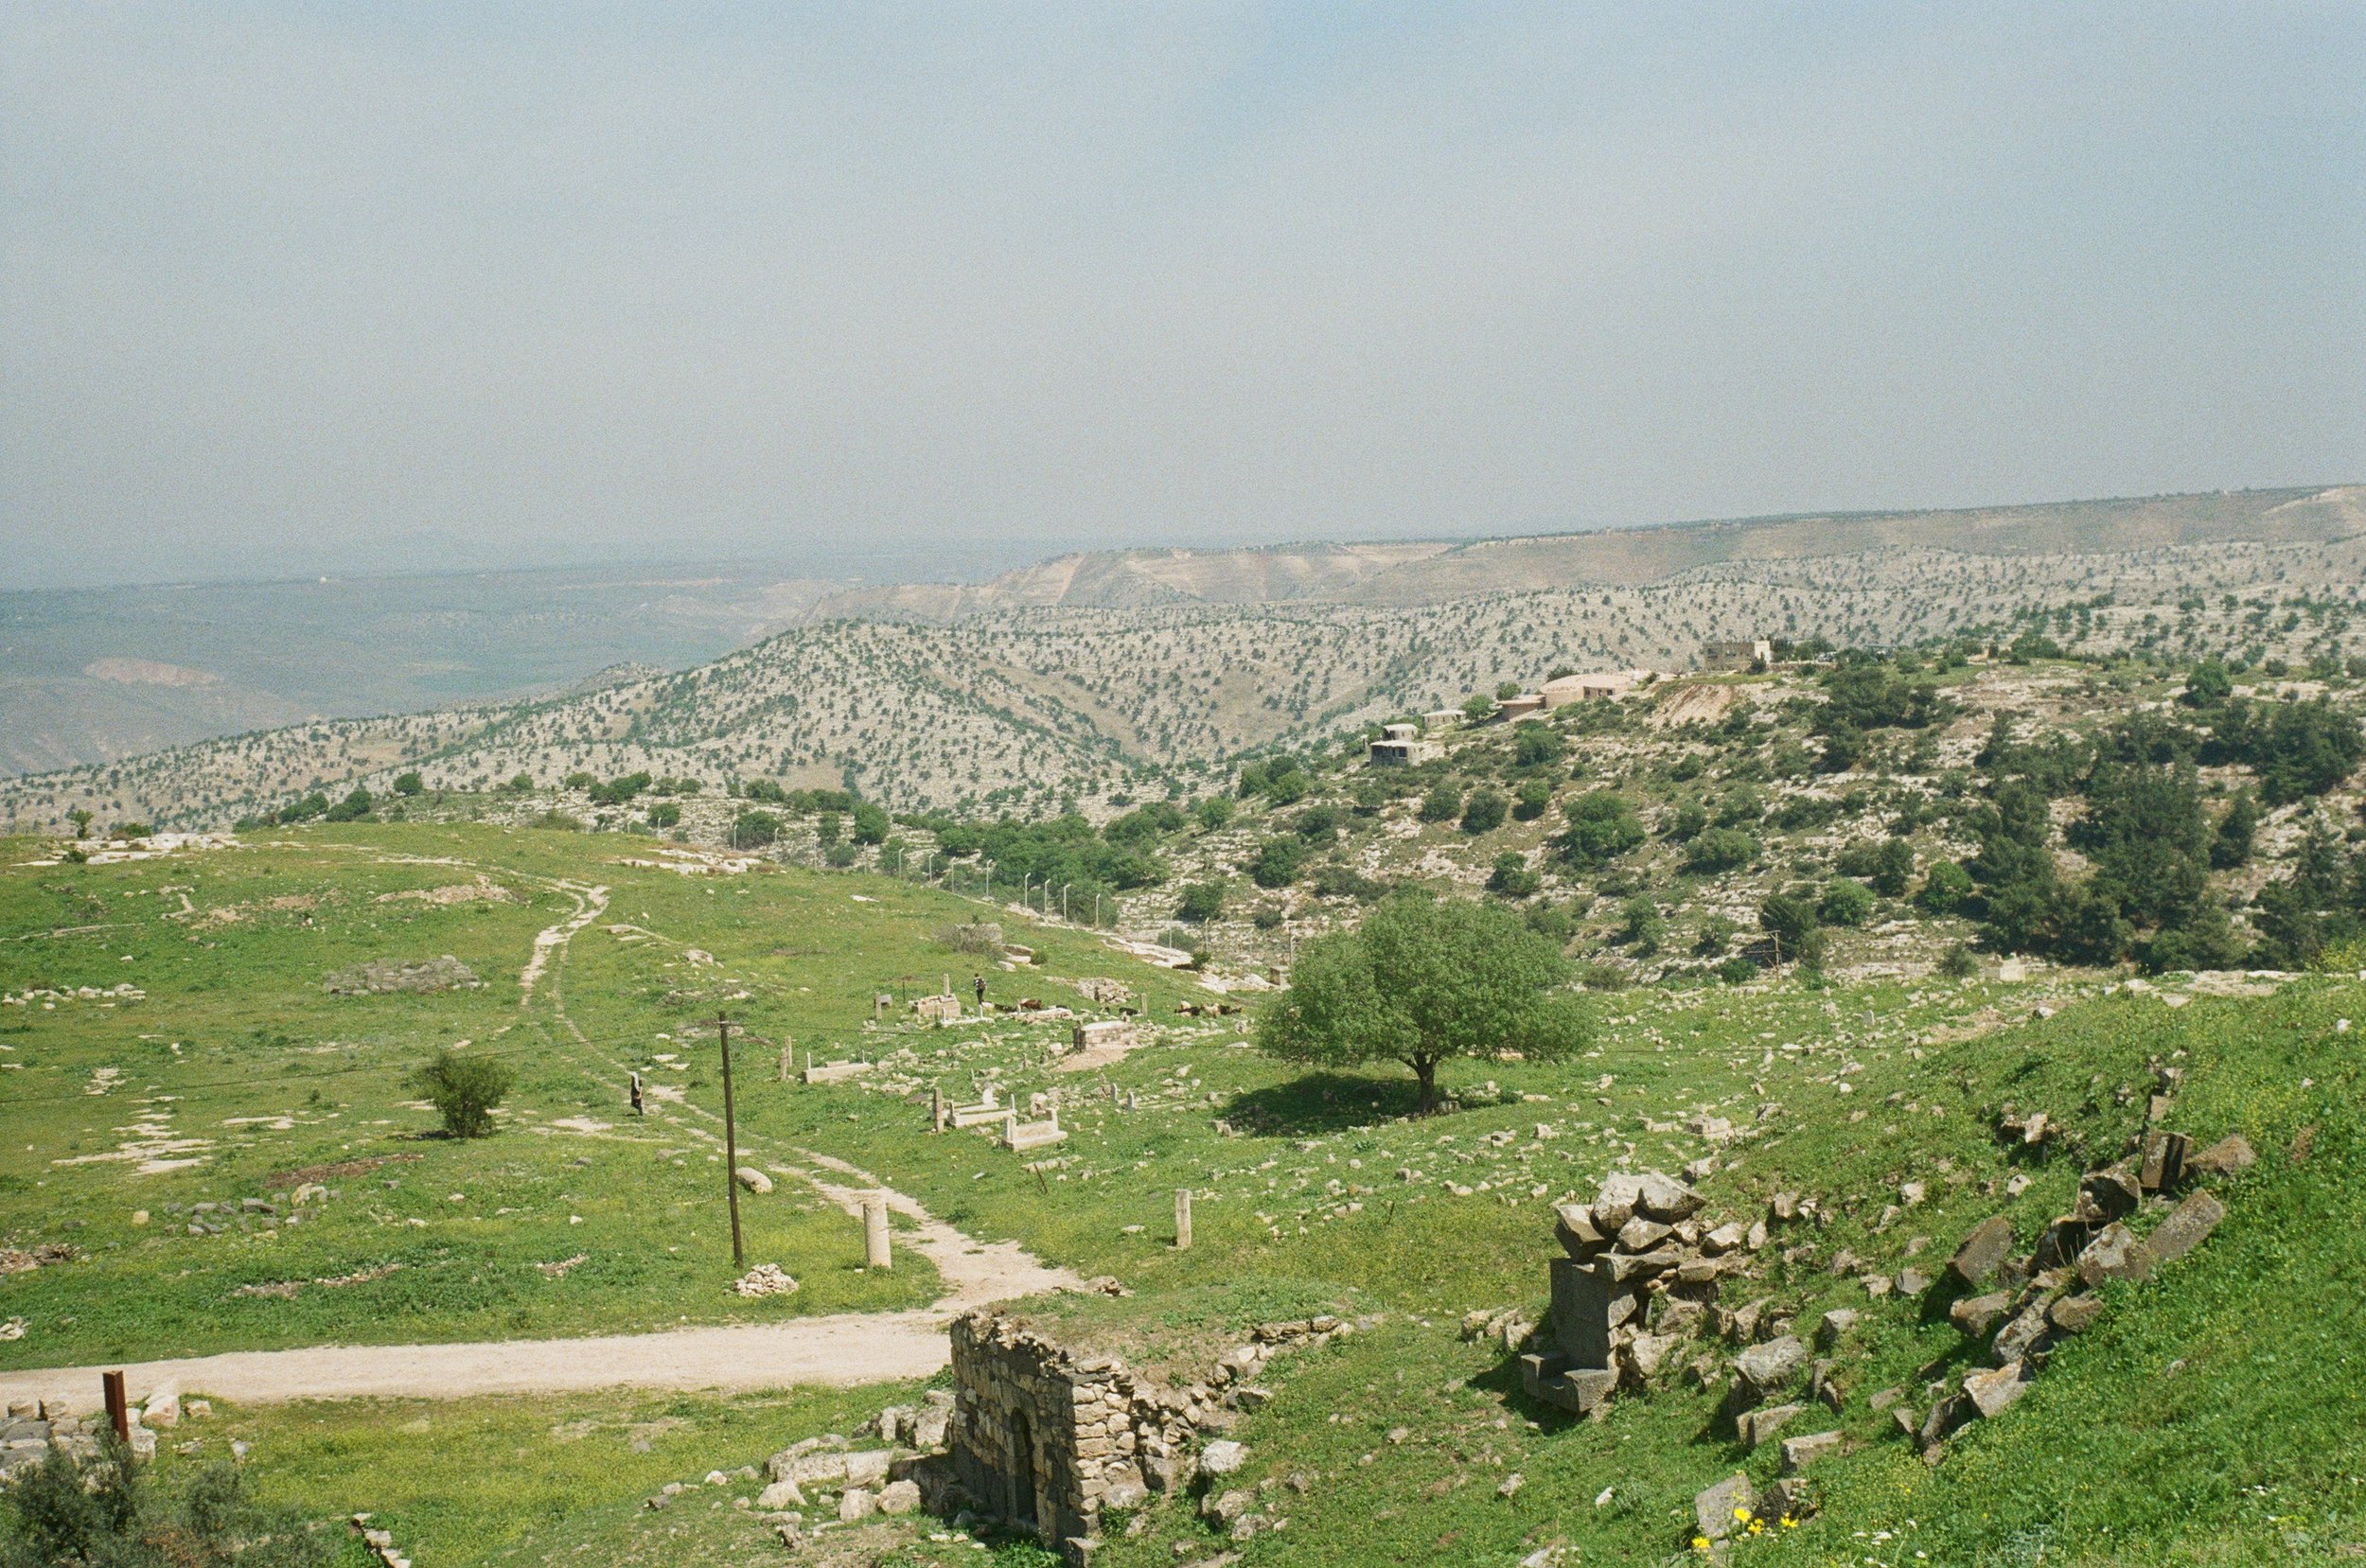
<box><xmin>731</xmin><ymin>809</ymin><xmax>783</xmax><ymax>848</ymax></box>
<box><xmin>1177</xmin><ymin>881</ymin><xmax>1227</xmax><ymax>923</ymax></box>
<box><xmin>1819</xmin><ymin>879</ymin><xmax>1876</xmax><ymax>927</ymax></box>
<box><xmin>1683</xmin><ymin>827</ymin><xmax>1757</xmax><ymax>873</ymax></box>
<box><xmin>1937</xmin><ymin>943</ymin><xmax>1981</xmax><ymax>979</ymax></box>
<box><xmin>1916</xmin><ymin>859</ymin><xmax>1975</xmax><ymax>915</ymax></box>
<box><xmin>1418</xmin><ymin>782</ymin><xmax>1464</xmax><ymax>824</ymax></box>
<box><xmin>411</xmin><ymin>1048</ymin><xmax>515</xmax><ymax>1139</ymax></box>
<box><xmin>1460</xmin><ymin>787</ymin><xmax>1510</xmax><ymax>835</ymax></box>
<box><xmin>1246</xmin><ymin>837</ymin><xmax>1306</xmax><ymax>889</ymax></box>
<box><xmin>1488</xmin><ymin>852</ymin><xmax>1541</xmax><ymax>898</ymax></box>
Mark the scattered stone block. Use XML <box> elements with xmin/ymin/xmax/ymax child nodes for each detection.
<box><xmin>1553</xmin><ymin>1203</ymin><xmax>1607</xmax><ymax>1257</ymax></box>
<box><xmin>1947</xmin><ymin>1216</ymin><xmax>2016</xmax><ymax>1287</ymax></box>
<box><xmin>2187</xmin><ymin>1135</ymin><xmax>2256</xmax><ymax>1178</ymax></box>
<box><xmin>733</xmin><ymin>1167</ymin><xmax>772</xmax><ymax>1194</ymax></box>
<box><xmin>2075</xmin><ymin>1223</ymin><xmax>2147</xmax><ymax>1288</ymax></box>
<box><xmin>1991</xmin><ymin>1305</ymin><xmax>2052</xmax><ymax>1365</ymax></box>
<box><xmin>1736</xmin><ymin>1336</ymin><xmax>1809</xmax><ymax>1400</ymax></box>
<box><xmin>875</xmin><ymin>1479</ymin><xmax>921</xmax><ymax>1515</ymax></box>
<box><xmin>2140</xmin><ymin>1130</ymin><xmax>2191</xmax><ymax>1193</ymax></box>
<box><xmin>1963</xmin><ymin>1361</ymin><xmax>2032</xmax><ymax>1419</ymax></box>
<box><xmin>2141</xmin><ymin>1190</ymin><xmax>2225</xmax><ymax>1268</ymax></box>
<box><xmin>1779</xmin><ymin>1430</ymin><xmax>1843</xmax><ymax>1474</ymax></box>
<box><xmin>2077</xmin><ymin>1165</ymin><xmax>2142</xmax><ymax>1224</ymax></box>
<box><xmin>2046</xmin><ymin>1294</ymin><xmax>2105</xmax><ymax>1334</ymax></box>
<box><xmin>1737</xmin><ymin>1402</ymin><xmax>1803</xmax><ymax>1447</ymax></box>
<box><xmin>1950</xmin><ymin>1292</ymin><xmax>2011</xmax><ymax>1339</ymax></box>
<box><xmin>1635</xmin><ymin>1172</ymin><xmax>1708</xmax><ymax>1223</ymax></box>
<box><xmin>1694</xmin><ymin>1473</ymin><xmax>1754</xmax><ymax>1543</ymax></box>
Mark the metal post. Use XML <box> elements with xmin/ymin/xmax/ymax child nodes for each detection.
<box><xmin>717</xmin><ymin>1012</ymin><xmax>744</xmax><ymax>1270</ymax></box>
<box><xmin>103</xmin><ymin>1370</ymin><xmax>130</xmax><ymax>1441</ymax></box>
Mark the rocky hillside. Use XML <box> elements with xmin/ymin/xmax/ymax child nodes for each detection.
<box><xmin>6</xmin><ymin>520</ymin><xmax>2365</xmax><ymax>837</ymax></box>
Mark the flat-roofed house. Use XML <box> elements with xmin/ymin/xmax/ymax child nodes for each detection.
<box><xmin>1698</xmin><ymin>638</ymin><xmax>1774</xmax><ymax>673</ymax></box>
<box><xmin>1540</xmin><ymin>671</ymin><xmax>1645</xmax><ymax>708</ymax></box>
<box><xmin>1368</xmin><ymin>722</ymin><xmax>1440</xmax><ymax>766</ymax></box>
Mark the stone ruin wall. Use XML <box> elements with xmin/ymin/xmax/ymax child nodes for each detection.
<box><xmin>947</xmin><ymin>1311</ymin><xmax>1190</xmax><ymax>1559</ymax></box>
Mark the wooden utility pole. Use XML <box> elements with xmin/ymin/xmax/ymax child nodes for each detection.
<box><xmin>717</xmin><ymin>1011</ymin><xmax>744</xmax><ymax>1269</ymax></box>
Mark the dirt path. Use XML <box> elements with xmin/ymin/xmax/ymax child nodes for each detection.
<box><xmin>520</xmin><ymin>880</ymin><xmax>609</xmax><ymax>1000</ymax></box>
<box><xmin>0</xmin><ymin>1313</ymin><xmax>958</xmax><ymax>1411</ymax></box>
<box><xmin>0</xmin><ymin>856</ymin><xmax>1078</xmax><ymax>1416</ymax></box>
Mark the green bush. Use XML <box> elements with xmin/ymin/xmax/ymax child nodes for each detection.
<box><xmin>410</xmin><ymin>1048</ymin><xmax>516</xmax><ymax>1139</ymax></box>
<box><xmin>730</xmin><ymin>809</ymin><xmax>783</xmax><ymax>848</ymax></box>
<box><xmin>1819</xmin><ymin>878</ymin><xmax>1876</xmax><ymax>926</ymax></box>
<box><xmin>392</xmin><ymin>771</ymin><xmax>424</xmax><ymax>796</ymax></box>
<box><xmin>1559</xmin><ymin>791</ymin><xmax>1645</xmax><ymax>868</ymax></box>
<box><xmin>1512</xmin><ymin>778</ymin><xmax>1553</xmax><ymax>820</ymax></box>
<box><xmin>1759</xmin><ymin>890</ymin><xmax>1818</xmax><ymax>954</ymax></box>
<box><xmin>1916</xmin><ymin>859</ymin><xmax>1975</xmax><ymax>914</ymax></box>
<box><xmin>1177</xmin><ymin>881</ymin><xmax>1227</xmax><ymax>923</ymax></box>
<box><xmin>1487</xmin><ymin>852</ymin><xmax>1541</xmax><ymax>898</ymax></box>
<box><xmin>1682</xmin><ymin>827</ymin><xmax>1757</xmax><ymax>873</ymax></box>
<box><xmin>1246</xmin><ymin>837</ymin><xmax>1306</xmax><ymax>889</ymax></box>
<box><xmin>1417</xmin><ymin>782</ymin><xmax>1463</xmax><ymax>823</ymax></box>
<box><xmin>1459</xmin><ymin>788</ymin><xmax>1509</xmax><ymax>835</ymax></box>
<box><xmin>0</xmin><ymin>1435</ymin><xmax>330</xmax><ymax>1568</ymax></box>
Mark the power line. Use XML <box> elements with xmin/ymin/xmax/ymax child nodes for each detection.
<box><xmin>0</xmin><ymin>1021</ymin><xmax>818</xmax><ymax>1105</ymax></box>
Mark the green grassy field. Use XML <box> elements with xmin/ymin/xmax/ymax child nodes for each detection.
<box><xmin>6</xmin><ymin>821</ymin><xmax>2362</xmax><ymax>1565</ymax></box>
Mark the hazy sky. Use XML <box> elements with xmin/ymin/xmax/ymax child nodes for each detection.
<box><xmin>5</xmin><ymin>2</ymin><xmax>2361</xmax><ymax>589</ymax></box>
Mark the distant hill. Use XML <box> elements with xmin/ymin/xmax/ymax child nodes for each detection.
<box><xmin>0</xmin><ymin>566</ymin><xmax>839</xmax><ymax>774</ymax></box>
<box><xmin>814</xmin><ymin>485</ymin><xmax>2366</xmax><ymax>619</ymax></box>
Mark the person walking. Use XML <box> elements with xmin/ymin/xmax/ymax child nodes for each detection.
<box><xmin>972</xmin><ymin>972</ymin><xmax>987</xmax><ymax>1012</ymax></box>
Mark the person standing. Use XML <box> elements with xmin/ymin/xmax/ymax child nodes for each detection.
<box><xmin>972</xmin><ymin>972</ymin><xmax>987</xmax><ymax>1012</ymax></box>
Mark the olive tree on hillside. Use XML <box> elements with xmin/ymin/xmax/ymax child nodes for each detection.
<box><xmin>1256</xmin><ymin>890</ymin><xmax>1589</xmax><ymax>1114</ymax></box>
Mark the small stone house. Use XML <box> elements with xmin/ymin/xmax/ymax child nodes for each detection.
<box><xmin>1698</xmin><ymin>638</ymin><xmax>1774</xmax><ymax>673</ymax></box>
<box><xmin>1367</xmin><ymin>722</ymin><xmax>1439</xmax><ymax>766</ymax></box>
<box><xmin>947</xmin><ymin>1311</ymin><xmax>1192</xmax><ymax>1560</ymax></box>
<box><xmin>1541</xmin><ymin>670</ymin><xmax>1646</xmax><ymax>708</ymax></box>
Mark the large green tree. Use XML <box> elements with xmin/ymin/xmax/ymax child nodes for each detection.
<box><xmin>1255</xmin><ymin>891</ymin><xmax>1589</xmax><ymax>1113</ymax></box>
